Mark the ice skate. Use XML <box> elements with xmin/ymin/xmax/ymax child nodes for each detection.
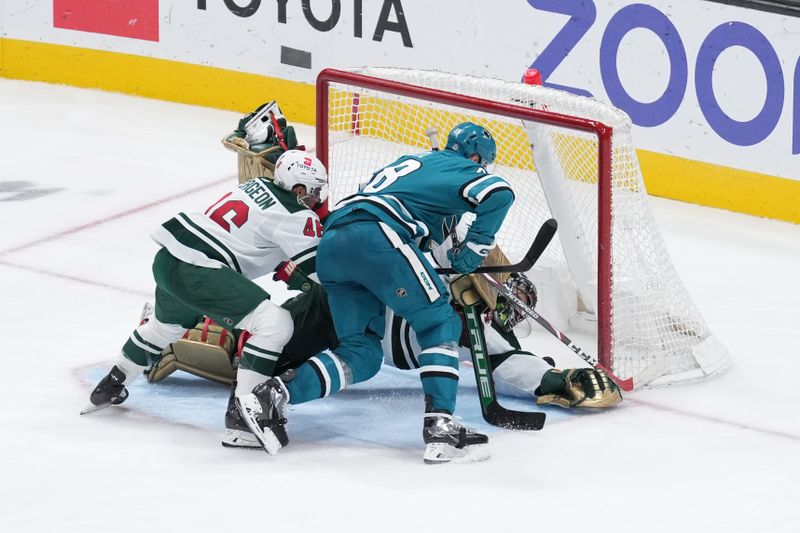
<box><xmin>221</xmin><ymin>385</ymin><xmax>260</xmax><ymax>449</ymax></box>
<box><xmin>235</xmin><ymin>377</ymin><xmax>289</xmax><ymax>455</ymax></box>
<box><xmin>422</xmin><ymin>411</ymin><xmax>490</xmax><ymax>464</ymax></box>
<box><xmin>81</xmin><ymin>365</ymin><xmax>129</xmax><ymax>415</ymax></box>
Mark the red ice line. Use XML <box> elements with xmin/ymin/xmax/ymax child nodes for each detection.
<box><xmin>0</xmin><ymin>176</ymin><xmax>232</xmax><ymax>256</ymax></box>
<box><xmin>0</xmin><ymin>259</ymin><xmax>151</xmax><ymax>298</ymax></box>
<box><xmin>0</xmin><ymin>176</ymin><xmax>234</xmax><ymax>295</ymax></box>
<box><xmin>627</xmin><ymin>398</ymin><xmax>800</xmax><ymax>442</ymax></box>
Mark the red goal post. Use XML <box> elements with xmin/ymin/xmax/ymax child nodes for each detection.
<box><xmin>315</xmin><ymin>67</ymin><xmax>730</xmax><ymax>390</ymax></box>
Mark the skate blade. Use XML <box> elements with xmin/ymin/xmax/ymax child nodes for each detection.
<box><xmin>235</xmin><ymin>395</ymin><xmax>284</xmax><ymax>455</ymax></box>
<box><xmin>423</xmin><ymin>443</ymin><xmax>491</xmax><ymax>465</ymax></box>
<box><xmin>80</xmin><ymin>402</ymin><xmax>113</xmax><ymax>415</ymax></box>
<box><xmin>251</xmin><ymin>428</ymin><xmax>284</xmax><ymax>455</ymax></box>
<box><xmin>221</xmin><ymin>429</ymin><xmax>261</xmax><ymax>449</ymax></box>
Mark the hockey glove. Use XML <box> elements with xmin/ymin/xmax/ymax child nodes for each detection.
<box><xmin>273</xmin><ymin>260</ymin><xmax>314</xmax><ymax>293</ymax></box>
<box><xmin>447</xmin><ymin>236</ymin><xmax>495</xmax><ymax>274</ymax></box>
<box><xmin>450</xmin><ymin>275</ymin><xmax>483</xmax><ymax>307</ymax></box>
<box><xmin>535</xmin><ymin>368</ymin><xmax>623</xmax><ymax>408</ymax></box>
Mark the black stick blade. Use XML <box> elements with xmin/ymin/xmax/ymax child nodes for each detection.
<box><xmin>485</xmin><ymin>401</ymin><xmax>546</xmax><ymax>430</ymax></box>
<box><xmin>437</xmin><ymin>218</ymin><xmax>558</xmax><ymax>275</ymax></box>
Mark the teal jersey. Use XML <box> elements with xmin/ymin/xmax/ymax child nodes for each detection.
<box><xmin>325</xmin><ymin>150</ymin><xmax>514</xmax><ymax>246</ymax></box>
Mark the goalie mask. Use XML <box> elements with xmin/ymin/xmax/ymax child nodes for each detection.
<box><xmin>492</xmin><ymin>273</ymin><xmax>538</xmax><ymax>332</ymax></box>
<box><xmin>274</xmin><ymin>150</ymin><xmax>329</xmax><ymax>209</ymax></box>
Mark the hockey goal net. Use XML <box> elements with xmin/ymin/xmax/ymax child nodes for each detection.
<box><xmin>315</xmin><ymin>67</ymin><xmax>730</xmax><ymax>390</ymax></box>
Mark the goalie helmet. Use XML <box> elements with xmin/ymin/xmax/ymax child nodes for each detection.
<box><xmin>445</xmin><ymin>122</ymin><xmax>497</xmax><ymax>168</ymax></box>
<box><xmin>274</xmin><ymin>150</ymin><xmax>329</xmax><ymax>209</ymax></box>
<box><xmin>492</xmin><ymin>273</ymin><xmax>538</xmax><ymax>332</ymax></box>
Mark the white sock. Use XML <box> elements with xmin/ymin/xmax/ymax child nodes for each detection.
<box><xmin>113</xmin><ymin>354</ymin><xmax>147</xmax><ymax>385</ymax></box>
<box><xmin>235</xmin><ymin>368</ymin><xmax>266</xmax><ymax>398</ymax></box>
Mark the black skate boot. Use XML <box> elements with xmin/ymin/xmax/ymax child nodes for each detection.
<box><xmin>81</xmin><ymin>365</ymin><xmax>130</xmax><ymax>415</ymax></box>
<box><xmin>422</xmin><ymin>401</ymin><xmax>490</xmax><ymax>464</ymax></box>
<box><xmin>235</xmin><ymin>377</ymin><xmax>290</xmax><ymax>455</ymax></box>
<box><xmin>222</xmin><ymin>381</ymin><xmax>260</xmax><ymax>449</ymax></box>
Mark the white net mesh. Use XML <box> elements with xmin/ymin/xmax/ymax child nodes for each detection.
<box><xmin>320</xmin><ymin>67</ymin><xmax>730</xmax><ymax>388</ymax></box>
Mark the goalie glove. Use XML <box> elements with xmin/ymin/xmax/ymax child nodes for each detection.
<box><xmin>449</xmin><ymin>275</ymin><xmax>484</xmax><ymax>307</ymax></box>
<box><xmin>273</xmin><ymin>260</ymin><xmax>314</xmax><ymax>293</ymax></box>
<box><xmin>535</xmin><ymin>368</ymin><xmax>623</xmax><ymax>409</ymax></box>
<box><xmin>446</xmin><ymin>235</ymin><xmax>495</xmax><ymax>274</ymax></box>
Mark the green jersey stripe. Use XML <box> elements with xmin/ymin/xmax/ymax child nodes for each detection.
<box><xmin>161</xmin><ymin>218</ymin><xmax>230</xmax><ymax>268</ymax></box>
<box><xmin>239</xmin><ymin>351</ymin><xmax>278</xmax><ymax>376</ymax></box>
<box><xmin>242</xmin><ymin>343</ymin><xmax>281</xmax><ymax>359</ymax></box>
<box><xmin>292</xmin><ymin>246</ymin><xmax>317</xmax><ymax>274</ymax></box>
<box><xmin>132</xmin><ymin>330</ymin><xmax>164</xmax><ymax>354</ymax></box>
<box><xmin>176</xmin><ymin>213</ymin><xmax>242</xmax><ymax>273</ymax></box>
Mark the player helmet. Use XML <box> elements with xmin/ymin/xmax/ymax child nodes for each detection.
<box><xmin>445</xmin><ymin>122</ymin><xmax>497</xmax><ymax>168</ymax></box>
<box><xmin>493</xmin><ymin>273</ymin><xmax>538</xmax><ymax>332</ymax></box>
<box><xmin>274</xmin><ymin>150</ymin><xmax>329</xmax><ymax>209</ymax></box>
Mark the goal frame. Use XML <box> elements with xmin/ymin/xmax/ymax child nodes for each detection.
<box><xmin>315</xmin><ymin>68</ymin><xmax>624</xmax><ymax>388</ymax></box>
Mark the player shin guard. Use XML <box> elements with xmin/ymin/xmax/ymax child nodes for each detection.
<box><xmin>418</xmin><ymin>346</ymin><xmax>460</xmax><ymax>414</ymax></box>
<box><xmin>284</xmin><ymin>353</ymin><xmax>351</xmax><ymax>404</ymax></box>
<box><xmin>122</xmin><ymin>318</ymin><xmax>185</xmax><ymax>367</ymax></box>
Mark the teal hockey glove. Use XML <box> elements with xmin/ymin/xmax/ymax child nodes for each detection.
<box><xmin>447</xmin><ymin>236</ymin><xmax>495</xmax><ymax>274</ymax></box>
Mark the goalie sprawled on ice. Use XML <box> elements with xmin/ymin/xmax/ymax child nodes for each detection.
<box><xmin>85</xmin><ymin>106</ymin><xmax>620</xmax><ymax>464</ymax></box>
<box><xmin>146</xmin><ymin>267</ymin><xmax>622</xmax><ymax>450</ymax></box>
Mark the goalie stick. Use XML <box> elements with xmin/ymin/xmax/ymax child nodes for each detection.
<box><xmin>477</xmin><ymin>273</ymin><xmax>635</xmax><ymax>391</ymax></box>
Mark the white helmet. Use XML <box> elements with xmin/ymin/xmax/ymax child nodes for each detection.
<box><xmin>274</xmin><ymin>150</ymin><xmax>328</xmax><ymax>209</ymax></box>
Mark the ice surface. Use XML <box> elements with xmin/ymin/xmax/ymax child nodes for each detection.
<box><xmin>1</xmin><ymin>79</ymin><xmax>799</xmax><ymax>533</ymax></box>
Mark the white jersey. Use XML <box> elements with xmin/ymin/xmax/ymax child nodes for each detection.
<box><xmin>151</xmin><ymin>178</ymin><xmax>321</xmax><ymax>279</ymax></box>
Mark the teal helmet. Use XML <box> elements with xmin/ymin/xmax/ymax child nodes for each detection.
<box><xmin>445</xmin><ymin>122</ymin><xmax>497</xmax><ymax>167</ymax></box>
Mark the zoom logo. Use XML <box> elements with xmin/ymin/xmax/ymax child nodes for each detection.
<box><xmin>528</xmin><ymin>0</ymin><xmax>799</xmax><ymax>153</ymax></box>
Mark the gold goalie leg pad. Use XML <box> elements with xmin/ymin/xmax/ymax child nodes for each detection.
<box><xmin>147</xmin><ymin>320</ymin><xmax>236</xmax><ymax>385</ymax></box>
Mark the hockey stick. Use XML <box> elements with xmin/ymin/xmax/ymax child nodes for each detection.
<box><xmin>462</xmin><ymin>302</ymin><xmax>546</xmax><ymax>430</ymax></box>
<box><xmin>451</xmin><ymin>219</ymin><xmax>557</xmax><ymax>430</ymax></box>
<box><xmin>423</xmin><ymin>126</ymin><xmax>557</xmax><ymax>276</ymax></box>
<box><xmin>477</xmin><ymin>273</ymin><xmax>634</xmax><ymax>391</ymax></box>
<box><xmin>435</xmin><ymin>218</ymin><xmax>558</xmax><ymax>275</ymax></box>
